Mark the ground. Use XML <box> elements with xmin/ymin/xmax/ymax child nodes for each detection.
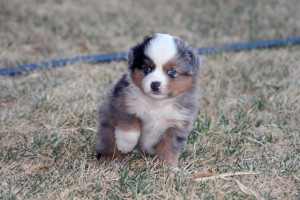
<box><xmin>0</xmin><ymin>0</ymin><xmax>299</xmax><ymax>199</ymax></box>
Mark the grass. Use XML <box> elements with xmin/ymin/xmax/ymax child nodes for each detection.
<box><xmin>1</xmin><ymin>0</ymin><xmax>300</xmax><ymax>199</ymax></box>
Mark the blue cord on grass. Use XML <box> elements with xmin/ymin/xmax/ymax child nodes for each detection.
<box><xmin>196</xmin><ymin>36</ymin><xmax>300</xmax><ymax>54</ymax></box>
<box><xmin>1</xmin><ymin>36</ymin><xmax>300</xmax><ymax>76</ymax></box>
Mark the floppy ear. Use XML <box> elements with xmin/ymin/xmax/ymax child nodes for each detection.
<box><xmin>126</xmin><ymin>35</ymin><xmax>154</xmax><ymax>70</ymax></box>
<box><xmin>173</xmin><ymin>37</ymin><xmax>201</xmax><ymax>75</ymax></box>
<box><xmin>126</xmin><ymin>47</ymin><xmax>135</xmax><ymax>68</ymax></box>
<box><xmin>186</xmin><ymin>47</ymin><xmax>201</xmax><ymax>75</ymax></box>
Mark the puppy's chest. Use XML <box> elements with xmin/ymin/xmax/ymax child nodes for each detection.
<box><xmin>127</xmin><ymin>96</ymin><xmax>187</xmax><ymax>130</ymax></box>
<box><xmin>125</xmin><ymin>89</ymin><xmax>191</xmax><ymax>154</ymax></box>
<box><xmin>127</xmin><ymin>97</ymin><xmax>180</xmax><ymax>153</ymax></box>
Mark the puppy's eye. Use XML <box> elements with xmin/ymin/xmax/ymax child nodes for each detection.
<box><xmin>144</xmin><ymin>66</ymin><xmax>152</xmax><ymax>74</ymax></box>
<box><xmin>167</xmin><ymin>68</ymin><xmax>176</xmax><ymax>77</ymax></box>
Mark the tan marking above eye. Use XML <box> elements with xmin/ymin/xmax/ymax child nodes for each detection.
<box><xmin>163</xmin><ymin>60</ymin><xmax>177</xmax><ymax>71</ymax></box>
<box><xmin>163</xmin><ymin>60</ymin><xmax>186</xmax><ymax>76</ymax></box>
<box><xmin>144</xmin><ymin>59</ymin><xmax>155</xmax><ymax>68</ymax></box>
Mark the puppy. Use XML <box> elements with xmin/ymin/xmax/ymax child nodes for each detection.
<box><xmin>95</xmin><ymin>33</ymin><xmax>201</xmax><ymax>168</ymax></box>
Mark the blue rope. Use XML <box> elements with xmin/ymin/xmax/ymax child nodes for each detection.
<box><xmin>1</xmin><ymin>36</ymin><xmax>300</xmax><ymax>76</ymax></box>
<box><xmin>196</xmin><ymin>36</ymin><xmax>300</xmax><ymax>54</ymax></box>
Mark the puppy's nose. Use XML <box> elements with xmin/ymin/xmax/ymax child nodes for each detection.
<box><xmin>151</xmin><ymin>81</ymin><xmax>160</xmax><ymax>91</ymax></box>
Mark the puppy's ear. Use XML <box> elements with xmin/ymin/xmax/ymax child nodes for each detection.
<box><xmin>126</xmin><ymin>47</ymin><xmax>135</xmax><ymax>68</ymax></box>
<box><xmin>126</xmin><ymin>35</ymin><xmax>154</xmax><ymax>70</ymax></box>
<box><xmin>174</xmin><ymin>37</ymin><xmax>201</xmax><ymax>75</ymax></box>
<box><xmin>186</xmin><ymin>48</ymin><xmax>201</xmax><ymax>75</ymax></box>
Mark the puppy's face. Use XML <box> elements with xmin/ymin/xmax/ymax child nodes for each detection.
<box><xmin>128</xmin><ymin>33</ymin><xmax>200</xmax><ymax>99</ymax></box>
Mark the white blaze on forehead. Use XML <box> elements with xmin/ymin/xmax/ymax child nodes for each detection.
<box><xmin>145</xmin><ymin>33</ymin><xmax>177</xmax><ymax>66</ymax></box>
<box><xmin>142</xmin><ymin>34</ymin><xmax>177</xmax><ymax>98</ymax></box>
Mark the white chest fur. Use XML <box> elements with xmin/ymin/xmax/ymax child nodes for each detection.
<box><xmin>125</xmin><ymin>86</ymin><xmax>190</xmax><ymax>154</ymax></box>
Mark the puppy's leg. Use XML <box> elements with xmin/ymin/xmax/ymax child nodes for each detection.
<box><xmin>96</xmin><ymin>101</ymin><xmax>122</xmax><ymax>162</ymax></box>
<box><xmin>153</xmin><ymin>129</ymin><xmax>179</xmax><ymax>167</ymax></box>
<box><xmin>95</xmin><ymin>121</ymin><xmax>121</xmax><ymax>161</ymax></box>
<box><xmin>115</xmin><ymin>117</ymin><xmax>141</xmax><ymax>154</ymax></box>
<box><xmin>154</xmin><ymin>127</ymin><xmax>189</xmax><ymax>168</ymax></box>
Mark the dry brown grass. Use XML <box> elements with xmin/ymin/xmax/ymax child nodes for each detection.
<box><xmin>1</xmin><ymin>0</ymin><xmax>300</xmax><ymax>199</ymax></box>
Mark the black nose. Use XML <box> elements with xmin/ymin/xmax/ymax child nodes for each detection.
<box><xmin>151</xmin><ymin>81</ymin><xmax>160</xmax><ymax>91</ymax></box>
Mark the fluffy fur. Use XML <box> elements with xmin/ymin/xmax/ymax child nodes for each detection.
<box><xmin>95</xmin><ymin>33</ymin><xmax>201</xmax><ymax>167</ymax></box>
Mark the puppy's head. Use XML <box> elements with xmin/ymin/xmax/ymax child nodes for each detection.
<box><xmin>127</xmin><ymin>33</ymin><xmax>201</xmax><ymax>99</ymax></box>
